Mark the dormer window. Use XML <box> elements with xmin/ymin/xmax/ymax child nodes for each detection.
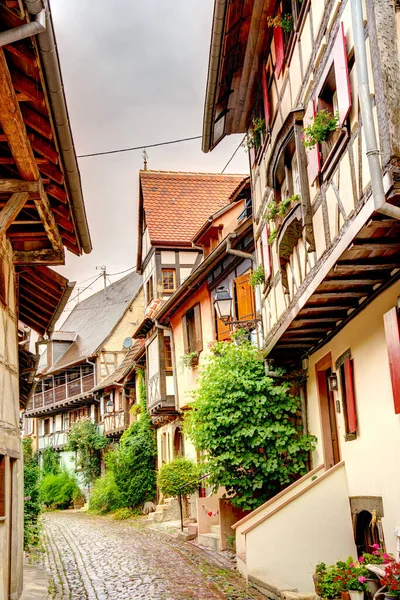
<box><xmin>162</xmin><ymin>269</ymin><xmax>176</xmax><ymax>293</ymax></box>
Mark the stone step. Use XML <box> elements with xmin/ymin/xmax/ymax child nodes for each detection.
<box><xmin>198</xmin><ymin>532</ymin><xmax>220</xmax><ymax>551</ymax></box>
<box><xmin>247</xmin><ymin>574</ymin><xmax>313</xmax><ymax>600</ymax></box>
<box><xmin>187</xmin><ymin>523</ymin><xmax>198</xmax><ymax>536</ymax></box>
<box><xmin>209</xmin><ymin>524</ymin><xmax>220</xmax><ymax>535</ymax></box>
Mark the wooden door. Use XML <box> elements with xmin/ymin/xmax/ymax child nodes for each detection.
<box><xmin>316</xmin><ymin>354</ymin><xmax>340</xmax><ymax>469</ymax></box>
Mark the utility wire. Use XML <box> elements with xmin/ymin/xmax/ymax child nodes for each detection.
<box><xmin>66</xmin><ymin>275</ymin><xmax>102</xmax><ymax>304</ymax></box>
<box><xmin>221</xmin><ymin>135</ymin><xmax>247</xmax><ymax>174</ymax></box>
<box><xmin>77</xmin><ymin>135</ymin><xmax>202</xmax><ymax>158</ymax></box>
<box><xmin>107</xmin><ymin>266</ymin><xmax>136</xmax><ymax>277</ymax></box>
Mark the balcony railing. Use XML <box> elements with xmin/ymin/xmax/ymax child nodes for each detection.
<box><xmin>103</xmin><ymin>411</ymin><xmax>125</xmax><ymax>434</ymax></box>
<box><xmin>33</xmin><ymin>373</ymin><xmax>95</xmax><ymax>410</ymax></box>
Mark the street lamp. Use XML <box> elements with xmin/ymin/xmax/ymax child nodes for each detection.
<box><xmin>105</xmin><ymin>398</ymin><xmax>114</xmax><ymax>414</ymax></box>
<box><xmin>214</xmin><ymin>286</ymin><xmax>233</xmax><ymax>323</ymax></box>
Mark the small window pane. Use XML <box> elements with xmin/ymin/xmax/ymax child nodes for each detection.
<box><xmin>162</xmin><ymin>269</ymin><xmax>175</xmax><ymax>291</ymax></box>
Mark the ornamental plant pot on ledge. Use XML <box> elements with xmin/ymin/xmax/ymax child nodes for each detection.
<box><xmin>273</xmin><ymin>195</ymin><xmax>301</xmax><ymax>232</ymax></box>
<box><xmin>348</xmin><ymin>591</ymin><xmax>364</xmax><ymax>600</ymax></box>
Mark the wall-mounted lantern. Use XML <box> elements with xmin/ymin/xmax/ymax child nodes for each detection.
<box><xmin>105</xmin><ymin>398</ymin><xmax>114</xmax><ymax>414</ymax></box>
<box><xmin>328</xmin><ymin>373</ymin><xmax>339</xmax><ymax>392</ymax></box>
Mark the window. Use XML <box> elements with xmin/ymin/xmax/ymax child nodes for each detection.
<box><xmin>146</xmin><ymin>275</ymin><xmax>154</xmax><ymax>305</ymax></box>
<box><xmin>338</xmin><ymin>353</ymin><xmax>357</xmax><ymax>440</ymax></box>
<box><xmin>54</xmin><ymin>373</ymin><xmax>66</xmax><ymax>387</ymax></box>
<box><xmin>43</xmin><ymin>418</ymin><xmax>51</xmax><ymax>435</ymax></box>
<box><xmin>0</xmin><ymin>455</ymin><xmax>4</xmax><ymax>517</ymax></box>
<box><xmin>273</xmin><ymin>135</ymin><xmax>299</xmax><ymax>205</ymax></box>
<box><xmin>162</xmin><ymin>269</ymin><xmax>176</xmax><ymax>292</ymax></box>
<box><xmin>67</xmin><ymin>369</ymin><xmax>79</xmax><ymax>382</ymax></box>
<box><xmin>43</xmin><ymin>377</ymin><xmax>53</xmax><ymax>390</ymax></box>
<box><xmin>182</xmin><ymin>303</ymin><xmax>203</xmax><ymax>355</ymax></box>
<box><xmin>306</xmin><ymin>22</ymin><xmax>352</xmax><ymax>182</ymax></box>
<box><xmin>81</xmin><ymin>364</ymin><xmax>93</xmax><ymax>377</ymax></box>
<box><xmin>164</xmin><ymin>338</ymin><xmax>172</xmax><ymax>371</ymax></box>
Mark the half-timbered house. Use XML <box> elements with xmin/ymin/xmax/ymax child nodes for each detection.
<box><xmin>0</xmin><ymin>0</ymin><xmax>93</xmax><ymax>596</ymax></box>
<box><xmin>203</xmin><ymin>0</ymin><xmax>400</xmax><ymax>593</ymax></box>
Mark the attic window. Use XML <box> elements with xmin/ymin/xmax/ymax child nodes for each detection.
<box><xmin>162</xmin><ymin>269</ymin><xmax>176</xmax><ymax>292</ymax></box>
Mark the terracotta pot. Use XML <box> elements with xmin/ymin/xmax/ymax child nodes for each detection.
<box><xmin>321</xmin><ymin>127</ymin><xmax>342</xmax><ymax>162</ymax></box>
<box><xmin>312</xmin><ymin>573</ymin><xmax>322</xmax><ymax>595</ymax></box>
<box><xmin>342</xmin><ymin>592</ymin><xmax>350</xmax><ymax>600</ymax></box>
<box><xmin>365</xmin><ymin>579</ymin><xmax>380</xmax><ymax>600</ymax></box>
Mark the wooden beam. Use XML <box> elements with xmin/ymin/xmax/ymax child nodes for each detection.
<box><xmin>0</xmin><ymin>179</ymin><xmax>40</xmax><ymax>193</ymax></box>
<box><xmin>0</xmin><ymin>192</ymin><xmax>28</xmax><ymax>235</ymax></box>
<box><xmin>20</xmin><ymin>104</ymin><xmax>52</xmax><ymax>140</ymax></box>
<box><xmin>4</xmin><ymin>44</ymin><xmax>38</xmax><ymax>68</ymax></box>
<box><xmin>367</xmin><ymin>218</ymin><xmax>400</xmax><ymax>228</ymax></box>
<box><xmin>335</xmin><ymin>260</ymin><xmax>400</xmax><ymax>271</ymax></box>
<box><xmin>350</xmin><ymin>239</ymin><xmax>400</xmax><ymax>251</ymax></box>
<box><xmin>13</xmin><ymin>249</ymin><xmax>64</xmax><ymax>265</ymax></box>
<box><xmin>32</xmin><ymin>183</ymin><xmax>64</xmax><ymax>252</ymax></box>
<box><xmin>323</xmin><ymin>277</ymin><xmax>384</xmax><ymax>285</ymax></box>
<box><xmin>0</xmin><ymin>156</ymin><xmax>48</xmax><ymax>165</ymax></box>
<box><xmin>0</xmin><ymin>48</ymin><xmax>39</xmax><ymax>180</ymax></box>
<box><xmin>294</xmin><ymin>317</ymin><xmax>342</xmax><ymax>324</ymax></box>
<box><xmin>300</xmin><ymin>305</ymin><xmax>351</xmax><ymax>312</ymax></box>
<box><xmin>311</xmin><ymin>291</ymin><xmax>367</xmax><ymax>298</ymax></box>
<box><xmin>12</xmin><ymin>71</ymin><xmax>45</xmax><ymax>107</ymax></box>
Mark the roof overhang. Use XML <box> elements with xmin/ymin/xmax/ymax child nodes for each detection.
<box><xmin>17</xmin><ymin>265</ymin><xmax>74</xmax><ymax>335</ymax></box>
<box><xmin>202</xmin><ymin>0</ymin><xmax>275</xmax><ymax>152</ymax></box>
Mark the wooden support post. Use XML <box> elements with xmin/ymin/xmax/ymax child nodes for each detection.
<box><xmin>0</xmin><ymin>179</ymin><xmax>40</xmax><ymax>193</ymax></box>
<box><xmin>0</xmin><ymin>192</ymin><xmax>29</xmax><ymax>235</ymax></box>
<box><xmin>33</xmin><ymin>184</ymin><xmax>64</xmax><ymax>253</ymax></box>
<box><xmin>13</xmin><ymin>249</ymin><xmax>64</xmax><ymax>265</ymax></box>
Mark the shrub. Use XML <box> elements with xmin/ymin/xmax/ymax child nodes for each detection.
<box><xmin>89</xmin><ymin>471</ymin><xmax>122</xmax><ymax>514</ymax></box>
<box><xmin>22</xmin><ymin>438</ymin><xmax>41</xmax><ymax>549</ymax></box>
<box><xmin>112</xmin><ymin>507</ymin><xmax>138</xmax><ymax>520</ymax></box>
<box><xmin>66</xmin><ymin>419</ymin><xmax>108</xmax><ymax>486</ymax></box>
<box><xmin>157</xmin><ymin>458</ymin><xmax>200</xmax><ymax>498</ymax></box>
<box><xmin>185</xmin><ymin>341</ymin><xmax>317</xmax><ymax>510</ymax></box>
<box><xmin>108</xmin><ymin>370</ymin><xmax>157</xmax><ymax>509</ymax></box>
<box><xmin>39</xmin><ymin>471</ymin><xmax>81</xmax><ymax>510</ymax></box>
<box><xmin>41</xmin><ymin>447</ymin><xmax>60</xmax><ymax>477</ymax></box>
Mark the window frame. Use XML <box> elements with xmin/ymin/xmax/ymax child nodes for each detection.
<box><xmin>336</xmin><ymin>349</ymin><xmax>357</xmax><ymax>440</ymax></box>
<box><xmin>182</xmin><ymin>303</ymin><xmax>203</xmax><ymax>357</ymax></box>
<box><xmin>146</xmin><ymin>275</ymin><xmax>154</xmax><ymax>305</ymax></box>
<box><xmin>161</xmin><ymin>268</ymin><xmax>176</xmax><ymax>293</ymax></box>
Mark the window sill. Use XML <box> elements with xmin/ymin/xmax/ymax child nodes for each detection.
<box><xmin>0</xmin><ymin>516</ymin><xmax>6</xmax><ymax>522</ymax></box>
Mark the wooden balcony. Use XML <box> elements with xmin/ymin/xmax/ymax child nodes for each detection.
<box><xmin>26</xmin><ymin>366</ymin><xmax>96</xmax><ymax>416</ymax></box>
<box><xmin>103</xmin><ymin>411</ymin><xmax>126</xmax><ymax>436</ymax></box>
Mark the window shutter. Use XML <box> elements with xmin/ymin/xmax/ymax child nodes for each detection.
<box><xmin>193</xmin><ymin>303</ymin><xmax>203</xmax><ymax>352</ymax></box>
<box><xmin>343</xmin><ymin>357</ymin><xmax>357</xmax><ymax>434</ymax></box>
<box><xmin>274</xmin><ymin>26</ymin><xmax>285</xmax><ymax>78</ymax></box>
<box><xmin>305</xmin><ymin>99</ymin><xmax>321</xmax><ymax>185</ymax></box>
<box><xmin>182</xmin><ymin>314</ymin><xmax>190</xmax><ymax>355</ymax></box>
<box><xmin>384</xmin><ymin>307</ymin><xmax>400</xmax><ymax>414</ymax></box>
<box><xmin>333</xmin><ymin>22</ymin><xmax>351</xmax><ymax>126</ymax></box>
<box><xmin>262</xmin><ymin>65</ymin><xmax>271</xmax><ymax>127</ymax></box>
<box><xmin>235</xmin><ymin>273</ymin><xmax>256</xmax><ymax>321</ymax></box>
<box><xmin>216</xmin><ymin>313</ymin><xmax>232</xmax><ymax>341</ymax></box>
<box><xmin>261</xmin><ymin>224</ymin><xmax>271</xmax><ymax>281</ymax></box>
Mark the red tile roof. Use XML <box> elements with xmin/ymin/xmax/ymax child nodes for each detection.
<box><xmin>140</xmin><ymin>171</ymin><xmax>248</xmax><ymax>245</ymax></box>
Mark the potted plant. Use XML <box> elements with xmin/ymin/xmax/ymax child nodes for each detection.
<box><xmin>268</xmin><ymin>229</ymin><xmax>278</xmax><ymax>246</ymax></box>
<box><xmin>181</xmin><ymin>352</ymin><xmax>199</xmax><ymax>368</ymax></box>
<box><xmin>302</xmin><ymin>109</ymin><xmax>340</xmax><ymax>151</ymax></box>
<box><xmin>313</xmin><ymin>562</ymin><xmax>327</xmax><ymax>596</ymax></box>
<box><xmin>249</xmin><ymin>265</ymin><xmax>265</xmax><ymax>287</ymax></box>
<box><xmin>381</xmin><ymin>561</ymin><xmax>400</xmax><ymax>600</ymax></box>
<box><xmin>243</xmin><ymin>117</ymin><xmax>267</xmax><ymax>151</ymax></box>
<box><xmin>267</xmin><ymin>13</ymin><xmax>294</xmax><ymax>33</ymax></box>
<box><xmin>320</xmin><ymin>566</ymin><xmax>343</xmax><ymax>600</ymax></box>
<box><xmin>361</xmin><ymin>544</ymin><xmax>395</xmax><ymax>598</ymax></box>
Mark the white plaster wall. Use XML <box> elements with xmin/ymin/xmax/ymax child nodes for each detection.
<box><xmin>307</xmin><ymin>281</ymin><xmax>400</xmax><ymax>556</ymax></box>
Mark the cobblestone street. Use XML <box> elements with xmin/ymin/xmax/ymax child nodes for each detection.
<box><xmin>39</xmin><ymin>511</ymin><xmax>264</xmax><ymax>600</ymax></box>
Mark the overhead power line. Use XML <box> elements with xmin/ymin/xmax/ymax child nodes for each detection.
<box><xmin>221</xmin><ymin>135</ymin><xmax>247</xmax><ymax>174</ymax></box>
<box><xmin>77</xmin><ymin>135</ymin><xmax>203</xmax><ymax>158</ymax></box>
<box><xmin>66</xmin><ymin>275</ymin><xmax>102</xmax><ymax>304</ymax></box>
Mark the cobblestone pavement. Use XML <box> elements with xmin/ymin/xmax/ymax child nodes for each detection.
<box><xmin>40</xmin><ymin>511</ymin><xmax>265</xmax><ymax>600</ymax></box>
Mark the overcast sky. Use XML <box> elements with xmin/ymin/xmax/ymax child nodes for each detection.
<box><xmin>51</xmin><ymin>0</ymin><xmax>249</xmax><ymax>310</ymax></box>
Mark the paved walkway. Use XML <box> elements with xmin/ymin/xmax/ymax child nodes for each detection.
<box><xmin>40</xmin><ymin>511</ymin><xmax>264</xmax><ymax>600</ymax></box>
<box><xmin>21</xmin><ymin>565</ymin><xmax>49</xmax><ymax>599</ymax></box>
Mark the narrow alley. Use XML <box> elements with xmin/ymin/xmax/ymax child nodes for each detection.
<box><xmin>39</xmin><ymin>512</ymin><xmax>264</xmax><ymax>600</ymax></box>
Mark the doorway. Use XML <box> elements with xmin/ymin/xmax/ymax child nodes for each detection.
<box><xmin>316</xmin><ymin>353</ymin><xmax>340</xmax><ymax>469</ymax></box>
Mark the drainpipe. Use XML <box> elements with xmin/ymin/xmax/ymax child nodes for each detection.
<box><xmin>86</xmin><ymin>358</ymin><xmax>97</xmax><ymax>385</ymax></box>
<box><xmin>226</xmin><ymin>233</ymin><xmax>255</xmax><ymax>262</ymax></box>
<box><xmin>0</xmin><ymin>4</ymin><xmax>46</xmax><ymax>47</ymax></box>
<box><xmin>350</xmin><ymin>0</ymin><xmax>400</xmax><ymax>220</ymax></box>
<box><xmin>155</xmin><ymin>321</ymin><xmax>179</xmax><ymax>411</ymax></box>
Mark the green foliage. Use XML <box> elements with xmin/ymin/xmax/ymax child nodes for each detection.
<box><xmin>279</xmin><ymin>193</ymin><xmax>300</xmax><ymax>217</ymax></box>
<box><xmin>185</xmin><ymin>342</ymin><xmax>316</xmax><ymax>510</ymax></box>
<box><xmin>107</xmin><ymin>370</ymin><xmax>157</xmax><ymax>509</ymax></box>
<box><xmin>267</xmin><ymin>13</ymin><xmax>294</xmax><ymax>32</ymax></box>
<box><xmin>41</xmin><ymin>447</ymin><xmax>60</xmax><ymax>477</ymax></box>
<box><xmin>243</xmin><ymin>117</ymin><xmax>267</xmax><ymax>150</ymax></box>
<box><xmin>249</xmin><ymin>265</ymin><xmax>265</xmax><ymax>287</ymax></box>
<box><xmin>39</xmin><ymin>471</ymin><xmax>81</xmax><ymax>510</ymax></box>
<box><xmin>112</xmin><ymin>507</ymin><xmax>139</xmax><ymax>520</ymax></box>
<box><xmin>180</xmin><ymin>352</ymin><xmax>199</xmax><ymax>368</ymax></box>
<box><xmin>264</xmin><ymin>200</ymin><xmax>279</xmax><ymax>222</ymax></box>
<box><xmin>302</xmin><ymin>110</ymin><xmax>339</xmax><ymax>150</ymax></box>
<box><xmin>89</xmin><ymin>471</ymin><xmax>122</xmax><ymax>514</ymax></box>
<box><xmin>157</xmin><ymin>458</ymin><xmax>200</xmax><ymax>498</ymax></box>
<box><xmin>22</xmin><ymin>438</ymin><xmax>41</xmax><ymax>549</ymax></box>
<box><xmin>268</xmin><ymin>229</ymin><xmax>278</xmax><ymax>245</ymax></box>
<box><xmin>66</xmin><ymin>418</ymin><xmax>108</xmax><ymax>486</ymax></box>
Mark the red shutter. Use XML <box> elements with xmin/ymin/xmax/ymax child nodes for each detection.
<box><xmin>333</xmin><ymin>22</ymin><xmax>352</xmax><ymax>126</ymax></box>
<box><xmin>261</xmin><ymin>224</ymin><xmax>271</xmax><ymax>281</ymax></box>
<box><xmin>262</xmin><ymin>65</ymin><xmax>271</xmax><ymax>127</ymax></box>
<box><xmin>305</xmin><ymin>99</ymin><xmax>321</xmax><ymax>185</ymax></box>
<box><xmin>343</xmin><ymin>357</ymin><xmax>357</xmax><ymax>433</ymax></box>
<box><xmin>274</xmin><ymin>26</ymin><xmax>285</xmax><ymax>78</ymax></box>
<box><xmin>384</xmin><ymin>307</ymin><xmax>400</xmax><ymax>414</ymax></box>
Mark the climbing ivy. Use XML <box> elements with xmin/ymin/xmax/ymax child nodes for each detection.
<box><xmin>22</xmin><ymin>438</ymin><xmax>41</xmax><ymax>549</ymax></box>
<box><xmin>66</xmin><ymin>419</ymin><xmax>108</xmax><ymax>486</ymax></box>
<box><xmin>185</xmin><ymin>341</ymin><xmax>317</xmax><ymax>510</ymax></box>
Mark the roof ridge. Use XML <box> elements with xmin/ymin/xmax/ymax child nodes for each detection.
<box><xmin>140</xmin><ymin>170</ymin><xmax>248</xmax><ymax>177</ymax></box>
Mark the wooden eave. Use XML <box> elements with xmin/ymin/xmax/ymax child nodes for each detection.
<box><xmin>17</xmin><ymin>265</ymin><xmax>74</xmax><ymax>335</ymax></box>
<box><xmin>203</xmin><ymin>0</ymin><xmax>275</xmax><ymax>151</ymax></box>
<box><xmin>0</xmin><ymin>1</ymin><xmax>89</xmax><ymax>259</ymax></box>
<box><xmin>266</xmin><ymin>212</ymin><xmax>400</xmax><ymax>365</ymax></box>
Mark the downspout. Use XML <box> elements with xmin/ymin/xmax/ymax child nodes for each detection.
<box><xmin>0</xmin><ymin>7</ymin><xmax>46</xmax><ymax>47</ymax></box>
<box><xmin>155</xmin><ymin>321</ymin><xmax>179</xmax><ymax>411</ymax></box>
<box><xmin>350</xmin><ymin>0</ymin><xmax>400</xmax><ymax>220</ymax></box>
